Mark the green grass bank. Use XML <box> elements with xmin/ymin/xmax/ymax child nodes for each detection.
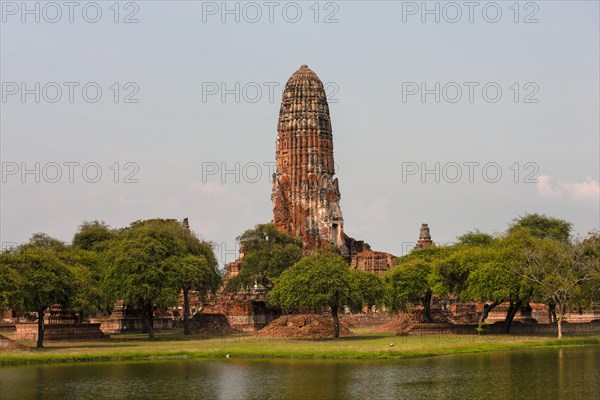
<box><xmin>2</xmin><ymin>332</ymin><xmax>599</xmax><ymax>366</ymax></box>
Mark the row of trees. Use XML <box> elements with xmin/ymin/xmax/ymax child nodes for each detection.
<box><xmin>0</xmin><ymin>219</ymin><xmax>220</xmax><ymax>347</ymax></box>
<box><xmin>385</xmin><ymin>214</ymin><xmax>599</xmax><ymax>338</ymax></box>
<box><xmin>1</xmin><ymin>214</ymin><xmax>597</xmax><ymax>344</ymax></box>
<box><xmin>239</xmin><ymin>216</ymin><xmax>598</xmax><ymax>339</ymax></box>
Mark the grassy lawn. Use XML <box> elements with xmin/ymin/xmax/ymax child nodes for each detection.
<box><xmin>2</xmin><ymin>330</ymin><xmax>599</xmax><ymax>365</ymax></box>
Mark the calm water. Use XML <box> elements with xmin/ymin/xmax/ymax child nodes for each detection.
<box><xmin>1</xmin><ymin>347</ymin><xmax>598</xmax><ymax>400</ymax></box>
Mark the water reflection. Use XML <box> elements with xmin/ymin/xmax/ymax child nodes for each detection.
<box><xmin>1</xmin><ymin>347</ymin><xmax>598</xmax><ymax>400</ymax></box>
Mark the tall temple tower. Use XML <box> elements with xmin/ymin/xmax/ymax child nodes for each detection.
<box><xmin>271</xmin><ymin>65</ymin><xmax>346</xmax><ymax>251</ymax></box>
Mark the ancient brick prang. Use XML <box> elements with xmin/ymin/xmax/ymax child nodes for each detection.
<box><xmin>272</xmin><ymin>65</ymin><xmax>346</xmax><ymax>253</ymax></box>
<box><xmin>269</xmin><ymin>65</ymin><xmax>397</xmax><ymax>273</ymax></box>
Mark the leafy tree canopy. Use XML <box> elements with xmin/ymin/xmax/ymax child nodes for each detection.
<box><xmin>385</xmin><ymin>258</ymin><xmax>431</xmax><ymax>313</ymax></box>
<box><xmin>237</xmin><ymin>223</ymin><xmax>303</xmax><ymax>252</ymax></box>
<box><xmin>456</xmin><ymin>230</ymin><xmax>496</xmax><ymax>246</ymax></box>
<box><xmin>349</xmin><ymin>269</ymin><xmax>385</xmax><ymax>312</ymax></box>
<box><xmin>103</xmin><ymin>219</ymin><xmax>217</xmax><ymax>310</ymax></box>
<box><xmin>508</xmin><ymin>213</ymin><xmax>572</xmax><ymax>242</ymax></box>
<box><xmin>72</xmin><ymin>221</ymin><xmax>116</xmax><ymax>251</ymax></box>
<box><xmin>226</xmin><ymin>223</ymin><xmax>302</xmax><ymax>291</ymax></box>
<box><xmin>269</xmin><ymin>252</ymin><xmax>354</xmax><ymax>311</ymax></box>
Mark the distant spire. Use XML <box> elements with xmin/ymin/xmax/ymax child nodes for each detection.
<box><xmin>415</xmin><ymin>223</ymin><xmax>433</xmax><ymax>248</ymax></box>
<box><xmin>182</xmin><ymin>217</ymin><xmax>189</xmax><ymax>230</ymax></box>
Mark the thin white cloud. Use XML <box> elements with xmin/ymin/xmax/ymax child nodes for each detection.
<box><xmin>536</xmin><ymin>175</ymin><xmax>600</xmax><ymax>203</ymax></box>
<box><xmin>565</xmin><ymin>179</ymin><xmax>600</xmax><ymax>202</ymax></box>
<box><xmin>537</xmin><ymin>175</ymin><xmax>563</xmax><ymax>198</ymax></box>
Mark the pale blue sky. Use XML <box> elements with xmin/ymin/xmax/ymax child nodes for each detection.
<box><xmin>1</xmin><ymin>1</ymin><xmax>598</xmax><ymax>266</ymax></box>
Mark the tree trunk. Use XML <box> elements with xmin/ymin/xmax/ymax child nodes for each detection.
<box><xmin>331</xmin><ymin>305</ymin><xmax>340</xmax><ymax>338</ymax></box>
<box><xmin>548</xmin><ymin>302</ymin><xmax>557</xmax><ymax>323</ymax></box>
<box><xmin>141</xmin><ymin>305</ymin><xmax>148</xmax><ymax>333</ymax></box>
<box><xmin>479</xmin><ymin>300</ymin><xmax>501</xmax><ymax>324</ymax></box>
<box><xmin>557</xmin><ymin>315</ymin><xmax>563</xmax><ymax>339</ymax></box>
<box><xmin>36</xmin><ymin>308</ymin><xmax>45</xmax><ymax>349</ymax></box>
<box><xmin>502</xmin><ymin>299</ymin><xmax>522</xmax><ymax>334</ymax></box>
<box><xmin>183</xmin><ymin>287</ymin><xmax>191</xmax><ymax>335</ymax></box>
<box><xmin>146</xmin><ymin>304</ymin><xmax>155</xmax><ymax>340</ymax></box>
<box><xmin>423</xmin><ymin>291</ymin><xmax>433</xmax><ymax>322</ymax></box>
<box><xmin>556</xmin><ymin>302</ymin><xmax>565</xmax><ymax>339</ymax></box>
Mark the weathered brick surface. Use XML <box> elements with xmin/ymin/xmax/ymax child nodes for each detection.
<box><xmin>350</xmin><ymin>250</ymin><xmax>395</xmax><ymax>276</ymax></box>
<box><xmin>272</xmin><ymin>65</ymin><xmax>346</xmax><ymax>252</ymax></box>
<box><xmin>202</xmin><ymin>292</ymin><xmax>281</xmax><ymax>331</ymax></box>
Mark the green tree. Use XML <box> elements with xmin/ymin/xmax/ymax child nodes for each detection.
<box><xmin>385</xmin><ymin>258</ymin><xmax>433</xmax><ymax>320</ymax></box>
<box><xmin>0</xmin><ymin>253</ymin><xmax>24</xmax><ymax>313</ymax></box>
<box><xmin>22</xmin><ymin>232</ymin><xmax>67</xmax><ymax>251</ymax></box>
<box><xmin>430</xmin><ymin>246</ymin><xmax>472</xmax><ymax>302</ymax></box>
<box><xmin>508</xmin><ymin>213</ymin><xmax>572</xmax><ymax>242</ymax></box>
<box><xmin>506</xmin><ymin>214</ymin><xmax>572</xmax><ymax>324</ymax></box>
<box><xmin>578</xmin><ymin>231</ymin><xmax>600</xmax><ymax>305</ymax></box>
<box><xmin>103</xmin><ymin>219</ymin><xmax>186</xmax><ymax>339</ymax></box>
<box><xmin>103</xmin><ymin>219</ymin><xmax>219</xmax><ymax>339</ymax></box>
<box><xmin>514</xmin><ymin>237</ymin><xmax>592</xmax><ymax>339</ymax></box>
<box><xmin>1</xmin><ymin>237</ymin><xmax>76</xmax><ymax>348</ymax></box>
<box><xmin>269</xmin><ymin>253</ymin><xmax>354</xmax><ymax>338</ymax></box>
<box><xmin>169</xmin><ymin>231</ymin><xmax>220</xmax><ymax>335</ymax></box>
<box><xmin>457</xmin><ymin>231</ymin><xmax>495</xmax><ymax>246</ymax></box>
<box><xmin>60</xmin><ymin>248</ymin><xmax>104</xmax><ymax>322</ymax></box>
<box><xmin>226</xmin><ymin>223</ymin><xmax>303</xmax><ymax>291</ymax></box>
<box><xmin>171</xmin><ymin>255</ymin><xmax>210</xmax><ymax>335</ymax></box>
<box><xmin>72</xmin><ymin>221</ymin><xmax>116</xmax><ymax>251</ymax></box>
<box><xmin>173</xmin><ymin>227</ymin><xmax>220</xmax><ymax>335</ymax></box>
<box><xmin>349</xmin><ymin>269</ymin><xmax>385</xmax><ymax>312</ymax></box>
<box><xmin>71</xmin><ymin>222</ymin><xmax>118</xmax><ymax>317</ymax></box>
<box><xmin>456</xmin><ymin>229</ymin><xmax>535</xmax><ymax>333</ymax></box>
<box><xmin>385</xmin><ymin>246</ymin><xmax>449</xmax><ymax>322</ymax></box>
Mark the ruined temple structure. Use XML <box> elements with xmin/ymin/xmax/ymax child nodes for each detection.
<box><xmin>211</xmin><ymin>65</ymin><xmax>402</xmax><ymax>330</ymax></box>
<box><xmin>415</xmin><ymin>223</ymin><xmax>434</xmax><ymax>248</ymax></box>
<box><xmin>349</xmin><ymin>248</ymin><xmax>396</xmax><ymax>276</ymax></box>
<box><xmin>270</xmin><ymin>65</ymin><xmax>396</xmax><ymax>274</ymax></box>
<box><xmin>222</xmin><ymin>244</ymin><xmax>244</xmax><ymax>281</ymax></box>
